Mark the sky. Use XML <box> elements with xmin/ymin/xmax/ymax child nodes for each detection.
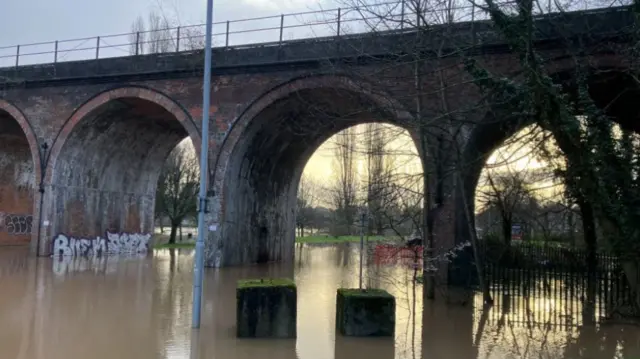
<box><xmin>304</xmin><ymin>124</ymin><xmax>420</xmax><ymax>183</ymax></box>
<box><xmin>0</xmin><ymin>0</ymin><xmax>338</xmax><ymax>51</ymax></box>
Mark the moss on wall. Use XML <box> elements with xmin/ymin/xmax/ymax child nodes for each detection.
<box><xmin>336</xmin><ymin>287</ymin><xmax>395</xmax><ymax>337</ymax></box>
<box><xmin>337</xmin><ymin>288</ymin><xmax>393</xmax><ymax>297</ymax></box>
<box><xmin>237</xmin><ymin>278</ymin><xmax>296</xmax><ymax>289</ymax></box>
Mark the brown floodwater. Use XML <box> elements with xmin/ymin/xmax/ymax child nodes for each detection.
<box><xmin>0</xmin><ymin>243</ymin><xmax>639</xmax><ymax>359</ymax></box>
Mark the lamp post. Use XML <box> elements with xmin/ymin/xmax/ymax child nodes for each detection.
<box><xmin>191</xmin><ymin>0</ymin><xmax>214</xmax><ymax>329</ymax></box>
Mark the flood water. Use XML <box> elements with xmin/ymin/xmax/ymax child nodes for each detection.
<box><xmin>1</xmin><ymin>243</ymin><xmax>639</xmax><ymax>359</ymax></box>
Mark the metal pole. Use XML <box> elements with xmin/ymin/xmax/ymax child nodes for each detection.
<box><xmin>136</xmin><ymin>32</ymin><xmax>140</xmax><ymax>55</ymax></box>
<box><xmin>192</xmin><ymin>0</ymin><xmax>214</xmax><ymax>329</ymax></box>
<box><xmin>400</xmin><ymin>0</ymin><xmax>405</xmax><ymax>29</ymax></box>
<box><xmin>96</xmin><ymin>36</ymin><xmax>100</xmax><ymax>59</ymax></box>
<box><xmin>359</xmin><ymin>211</ymin><xmax>365</xmax><ymax>290</ymax></box>
<box><xmin>15</xmin><ymin>45</ymin><xmax>20</xmax><ymax>67</ymax></box>
<box><xmin>54</xmin><ymin>41</ymin><xmax>58</xmax><ymax>63</ymax></box>
<box><xmin>279</xmin><ymin>15</ymin><xmax>284</xmax><ymax>44</ymax></box>
<box><xmin>225</xmin><ymin>21</ymin><xmax>230</xmax><ymax>47</ymax></box>
<box><xmin>471</xmin><ymin>3</ymin><xmax>476</xmax><ymax>45</ymax></box>
<box><xmin>176</xmin><ymin>27</ymin><xmax>181</xmax><ymax>52</ymax></box>
<box><xmin>337</xmin><ymin>8</ymin><xmax>341</xmax><ymax>37</ymax></box>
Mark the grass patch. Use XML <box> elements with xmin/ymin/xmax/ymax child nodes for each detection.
<box><xmin>337</xmin><ymin>288</ymin><xmax>393</xmax><ymax>297</ymax></box>
<box><xmin>296</xmin><ymin>235</ymin><xmax>392</xmax><ymax>243</ymax></box>
<box><xmin>152</xmin><ymin>235</ymin><xmax>397</xmax><ymax>248</ymax></box>
<box><xmin>238</xmin><ymin>278</ymin><xmax>296</xmax><ymax>289</ymax></box>
<box><xmin>153</xmin><ymin>242</ymin><xmax>196</xmax><ymax>249</ymax></box>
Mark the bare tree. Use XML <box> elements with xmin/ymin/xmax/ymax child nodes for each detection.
<box><xmin>467</xmin><ymin>0</ymin><xmax>640</xmax><ymax>316</ymax></box>
<box><xmin>363</xmin><ymin>123</ymin><xmax>397</xmax><ymax>235</ymax></box>
<box><xmin>477</xmin><ymin>169</ymin><xmax>533</xmax><ymax>246</ymax></box>
<box><xmin>129</xmin><ymin>16</ymin><xmax>146</xmax><ymax>55</ymax></box>
<box><xmin>329</xmin><ymin>128</ymin><xmax>360</xmax><ymax>235</ymax></box>
<box><xmin>328</xmin><ymin>0</ymin><xmax>493</xmax><ymax>302</ymax></box>
<box><xmin>296</xmin><ymin>174</ymin><xmax>320</xmax><ymax>237</ymax></box>
<box><xmin>128</xmin><ymin>8</ymin><xmax>204</xmax><ymax>55</ymax></box>
<box><xmin>147</xmin><ymin>11</ymin><xmax>173</xmax><ymax>53</ymax></box>
<box><xmin>156</xmin><ymin>143</ymin><xmax>199</xmax><ymax>244</ymax></box>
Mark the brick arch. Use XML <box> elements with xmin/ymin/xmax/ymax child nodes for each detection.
<box><xmin>212</xmin><ymin>73</ymin><xmax>412</xmax><ymax>194</ymax></box>
<box><xmin>461</xmin><ymin>52</ymin><xmax>633</xmax><ymax>196</ymax></box>
<box><xmin>456</xmin><ymin>56</ymin><xmax>636</xmax><ymax>252</ymax></box>
<box><xmin>45</xmin><ymin>86</ymin><xmax>201</xmax><ymax>183</ymax></box>
<box><xmin>208</xmin><ymin>73</ymin><xmax>414</xmax><ymax>266</ymax></box>
<box><xmin>0</xmin><ymin>99</ymin><xmax>42</xmax><ymax>184</ymax></box>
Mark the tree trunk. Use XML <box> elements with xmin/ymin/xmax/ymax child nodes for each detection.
<box><xmin>502</xmin><ymin>217</ymin><xmax>512</xmax><ymax>247</ymax></box>
<box><xmin>421</xmin><ymin>144</ymin><xmax>435</xmax><ymax>300</ymax></box>
<box><xmin>579</xmin><ymin>200</ymin><xmax>598</xmax><ymax>323</ymax></box>
<box><xmin>567</xmin><ymin>205</ymin><xmax>575</xmax><ymax>247</ymax></box>
<box><xmin>179</xmin><ymin>224</ymin><xmax>183</xmax><ymax>242</ymax></box>
<box><xmin>620</xmin><ymin>261</ymin><xmax>640</xmax><ymax>315</ymax></box>
<box><xmin>169</xmin><ymin>223</ymin><xmax>178</xmax><ymax>244</ymax></box>
<box><xmin>501</xmin><ymin>217</ymin><xmax>512</xmax><ymax>266</ymax></box>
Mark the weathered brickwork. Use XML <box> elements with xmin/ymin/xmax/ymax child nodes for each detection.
<box><xmin>0</xmin><ymin>100</ymin><xmax>40</xmax><ymax>246</ymax></box>
<box><xmin>0</xmin><ymin>16</ymin><xmax>633</xmax><ymax>274</ymax></box>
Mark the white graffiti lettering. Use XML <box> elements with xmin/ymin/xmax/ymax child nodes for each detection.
<box><xmin>52</xmin><ymin>232</ymin><xmax>150</xmax><ymax>257</ymax></box>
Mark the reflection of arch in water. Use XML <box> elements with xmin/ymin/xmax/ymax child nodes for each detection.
<box><xmin>52</xmin><ymin>254</ymin><xmax>147</xmax><ymax>276</ymax></box>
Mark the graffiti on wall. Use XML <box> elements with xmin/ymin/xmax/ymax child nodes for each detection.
<box><xmin>0</xmin><ymin>212</ymin><xmax>33</xmax><ymax>235</ymax></box>
<box><xmin>52</xmin><ymin>232</ymin><xmax>151</xmax><ymax>257</ymax></box>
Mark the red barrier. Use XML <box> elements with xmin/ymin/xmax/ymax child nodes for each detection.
<box><xmin>373</xmin><ymin>244</ymin><xmax>423</xmax><ymax>267</ymax></box>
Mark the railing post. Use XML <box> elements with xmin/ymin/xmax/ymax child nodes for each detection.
<box><xmin>54</xmin><ymin>41</ymin><xmax>58</xmax><ymax>63</ymax></box>
<box><xmin>176</xmin><ymin>26</ymin><xmax>181</xmax><ymax>52</ymax></box>
<box><xmin>471</xmin><ymin>4</ymin><xmax>476</xmax><ymax>45</ymax></box>
<box><xmin>337</xmin><ymin>8</ymin><xmax>341</xmax><ymax>37</ymax></box>
<box><xmin>225</xmin><ymin>21</ymin><xmax>230</xmax><ymax>47</ymax></box>
<box><xmin>135</xmin><ymin>32</ymin><xmax>140</xmax><ymax>55</ymax></box>
<box><xmin>400</xmin><ymin>0</ymin><xmax>405</xmax><ymax>29</ymax></box>
<box><xmin>279</xmin><ymin>14</ymin><xmax>284</xmax><ymax>44</ymax></box>
<box><xmin>15</xmin><ymin>45</ymin><xmax>20</xmax><ymax>67</ymax></box>
<box><xmin>96</xmin><ymin>36</ymin><xmax>100</xmax><ymax>59</ymax></box>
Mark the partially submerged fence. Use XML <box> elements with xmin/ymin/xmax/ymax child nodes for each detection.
<box><xmin>481</xmin><ymin>241</ymin><xmax>638</xmax><ymax>323</ymax></box>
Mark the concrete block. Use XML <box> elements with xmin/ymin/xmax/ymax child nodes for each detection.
<box><xmin>335</xmin><ymin>288</ymin><xmax>395</xmax><ymax>337</ymax></box>
<box><xmin>236</xmin><ymin>278</ymin><xmax>297</xmax><ymax>338</ymax></box>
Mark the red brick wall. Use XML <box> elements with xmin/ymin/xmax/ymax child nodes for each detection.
<box><xmin>0</xmin><ymin>135</ymin><xmax>34</xmax><ymax>245</ymax></box>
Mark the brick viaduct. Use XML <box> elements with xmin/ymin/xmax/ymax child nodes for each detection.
<box><xmin>0</xmin><ymin>6</ymin><xmax>636</xmax><ymax>278</ymax></box>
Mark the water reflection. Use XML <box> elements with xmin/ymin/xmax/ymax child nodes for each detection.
<box><xmin>0</xmin><ymin>243</ymin><xmax>638</xmax><ymax>359</ymax></box>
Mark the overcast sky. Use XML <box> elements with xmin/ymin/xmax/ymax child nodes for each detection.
<box><xmin>1</xmin><ymin>0</ymin><xmax>338</xmax><ymax>56</ymax></box>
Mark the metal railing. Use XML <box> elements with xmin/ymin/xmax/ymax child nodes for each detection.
<box><xmin>0</xmin><ymin>0</ymin><xmax>621</xmax><ymax>69</ymax></box>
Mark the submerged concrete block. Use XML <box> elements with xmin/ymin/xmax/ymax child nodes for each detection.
<box><xmin>335</xmin><ymin>288</ymin><xmax>395</xmax><ymax>337</ymax></box>
<box><xmin>236</xmin><ymin>278</ymin><xmax>297</xmax><ymax>338</ymax></box>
